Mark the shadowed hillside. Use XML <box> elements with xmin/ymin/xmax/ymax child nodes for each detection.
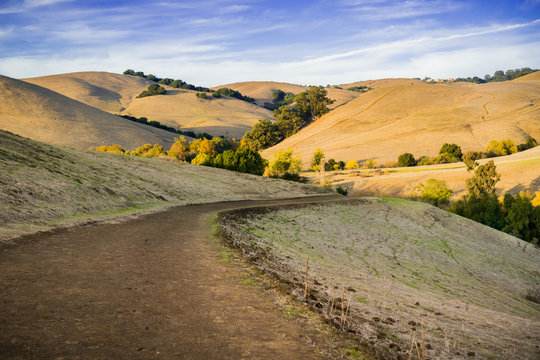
<box><xmin>0</xmin><ymin>130</ymin><xmax>327</xmax><ymax>241</ymax></box>
<box><xmin>23</xmin><ymin>71</ymin><xmax>151</xmax><ymax>113</ymax></box>
<box><xmin>263</xmin><ymin>74</ymin><xmax>540</xmax><ymax>166</ymax></box>
<box><xmin>0</xmin><ymin>75</ymin><xmax>177</xmax><ymax>149</ymax></box>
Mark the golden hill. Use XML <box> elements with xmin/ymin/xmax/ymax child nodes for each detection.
<box><xmin>23</xmin><ymin>71</ymin><xmax>151</xmax><ymax>113</ymax></box>
<box><xmin>263</xmin><ymin>76</ymin><xmax>540</xmax><ymax>166</ymax></box>
<box><xmin>213</xmin><ymin>81</ymin><xmax>362</xmax><ymax>110</ymax></box>
<box><xmin>24</xmin><ymin>72</ymin><xmax>274</xmax><ymax>138</ymax></box>
<box><xmin>0</xmin><ymin>75</ymin><xmax>176</xmax><ymax>150</ymax></box>
<box><xmin>122</xmin><ymin>87</ymin><xmax>273</xmax><ymax>139</ymax></box>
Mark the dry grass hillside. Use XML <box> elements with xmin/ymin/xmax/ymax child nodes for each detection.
<box><xmin>219</xmin><ymin>198</ymin><xmax>540</xmax><ymax>359</ymax></box>
<box><xmin>23</xmin><ymin>71</ymin><xmax>151</xmax><ymax>113</ymax></box>
<box><xmin>263</xmin><ymin>74</ymin><xmax>540</xmax><ymax>166</ymax></box>
<box><xmin>213</xmin><ymin>81</ymin><xmax>362</xmax><ymax>110</ymax></box>
<box><xmin>0</xmin><ymin>130</ymin><xmax>327</xmax><ymax>242</ymax></box>
<box><xmin>303</xmin><ymin>146</ymin><xmax>540</xmax><ymax>199</ymax></box>
<box><xmin>0</xmin><ymin>75</ymin><xmax>176</xmax><ymax>149</ymax></box>
<box><xmin>24</xmin><ymin>72</ymin><xmax>275</xmax><ymax>138</ymax></box>
<box><xmin>122</xmin><ymin>88</ymin><xmax>273</xmax><ymax>138</ymax></box>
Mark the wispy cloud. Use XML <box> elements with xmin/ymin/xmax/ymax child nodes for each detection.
<box><xmin>0</xmin><ymin>0</ymin><xmax>72</xmax><ymax>14</ymax></box>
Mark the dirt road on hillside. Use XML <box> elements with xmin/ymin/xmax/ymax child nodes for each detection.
<box><xmin>0</xmin><ymin>195</ymin><xmax>346</xmax><ymax>360</ymax></box>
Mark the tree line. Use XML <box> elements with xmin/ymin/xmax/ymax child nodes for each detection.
<box><xmin>90</xmin><ymin>136</ymin><xmax>266</xmax><ymax>176</ymax></box>
<box><xmin>454</xmin><ymin>67</ymin><xmax>538</xmax><ymax>84</ymax></box>
<box><xmin>118</xmin><ymin>114</ymin><xmax>213</xmax><ymax>139</ymax></box>
<box><xmin>123</xmin><ymin>69</ymin><xmax>211</xmax><ymax>92</ymax></box>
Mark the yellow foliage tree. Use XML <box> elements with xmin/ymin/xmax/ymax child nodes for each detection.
<box><xmin>345</xmin><ymin>160</ymin><xmax>359</xmax><ymax>169</ymax></box>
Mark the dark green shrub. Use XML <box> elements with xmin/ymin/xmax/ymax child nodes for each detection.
<box><xmin>398</xmin><ymin>153</ymin><xmax>416</xmax><ymax>167</ymax></box>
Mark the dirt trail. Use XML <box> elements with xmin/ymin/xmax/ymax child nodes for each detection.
<box><xmin>0</xmin><ymin>195</ymin><xmax>346</xmax><ymax>360</ymax></box>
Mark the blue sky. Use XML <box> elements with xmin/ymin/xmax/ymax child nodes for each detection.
<box><xmin>0</xmin><ymin>0</ymin><xmax>539</xmax><ymax>86</ymax></box>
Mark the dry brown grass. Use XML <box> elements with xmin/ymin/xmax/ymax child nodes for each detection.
<box><xmin>24</xmin><ymin>72</ymin><xmax>275</xmax><ymax>138</ymax></box>
<box><xmin>23</xmin><ymin>71</ymin><xmax>151</xmax><ymax>113</ymax></box>
<box><xmin>122</xmin><ymin>86</ymin><xmax>273</xmax><ymax>138</ymax></box>
<box><xmin>0</xmin><ymin>75</ymin><xmax>176</xmax><ymax>150</ymax></box>
<box><xmin>263</xmin><ymin>74</ymin><xmax>540</xmax><ymax>167</ymax></box>
<box><xmin>213</xmin><ymin>81</ymin><xmax>362</xmax><ymax>110</ymax></box>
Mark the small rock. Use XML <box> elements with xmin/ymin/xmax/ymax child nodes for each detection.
<box><xmin>408</xmin><ymin>320</ymin><xmax>417</xmax><ymax>326</ymax></box>
<box><xmin>373</xmin><ymin>317</ymin><xmax>380</xmax><ymax>322</ymax></box>
<box><xmin>426</xmin><ymin>343</ymin><xmax>433</xmax><ymax>350</ymax></box>
<box><xmin>415</xmin><ymin>302</ymin><xmax>420</xmax><ymax>306</ymax></box>
<box><xmin>467</xmin><ymin>351</ymin><xmax>476</xmax><ymax>357</ymax></box>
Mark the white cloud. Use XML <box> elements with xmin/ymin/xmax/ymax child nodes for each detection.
<box><xmin>0</xmin><ymin>0</ymin><xmax>72</xmax><ymax>14</ymax></box>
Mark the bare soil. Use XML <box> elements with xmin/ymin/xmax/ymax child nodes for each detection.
<box><xmin>0</xmin><ymin>196</ymin><xmax>359</xmax><ymax>360</ymax></box>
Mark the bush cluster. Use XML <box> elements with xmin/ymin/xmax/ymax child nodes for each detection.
<box><xmin>136</xmin><ymin>84</ymin><xmax>166</xmax><ymax>98</ymax></box>
<box><xmin>454</xmin><ymin>68</ymin><xmax>538</xmax><ymax>84</ymax></box>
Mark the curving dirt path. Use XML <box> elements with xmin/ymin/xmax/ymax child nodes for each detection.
<box><xmin>0</xmin><ymin>195</ymin><xmax>346</xmax><ymax>360</ymax></box>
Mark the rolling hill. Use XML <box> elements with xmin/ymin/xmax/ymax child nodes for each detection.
<box><xmin>24</xmin><ymin>72</ymin><xmax>275</xmax><ymax>138</ymax></box>
<box><xmin>23</xmin><ymin>71</ymin><xmax>151</xmax><ymax>113</ymax></box>
<box><xmin>0</xmin><ymin>75</ymin><xmax>177</xmax><ymax>150</ymax></box>
<box><xmin>212</xmin><ymin>81</ymin><xmax>363</xmax><ymax>110</ymax></box>
<box><xmin>262</xmin><ymin>73</ymin><xmax>540</xmax><ymax>166</ymax></box>
<box><xmin>121</xmin><ymin>88</ymin><xmax>273</xmax><ymax>138</ymax></box>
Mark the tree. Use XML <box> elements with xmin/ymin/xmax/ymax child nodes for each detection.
<box><xmin>191</xmin><ymin>152</ymin><xmax>213</xmax><ymax>166</ymax></box>
<box><xmin>241</xmin><ymin>119</ymin><xmax>282</xmax><ymax>151</ymax></box>
<box><xmin>231</xmin><ymin>147</ymin><xmax>267</xmax><ymax>175</ymax></box>
<box><xmin>486</xmin><ymin>139</ymin><xmax>517</xmax><ymax>156</ymax></box>
<box><xmin>268</xmin><ymin>149</ymin><xmax>302</xmax><ymax>177</ymax></box>
<box><xmin>337</xmin><ymin>161</ymin><xmax>345</xmax><ymax>170</ymax></box>
<box><xmin>503</xmin><ymin>193</ymin><xmax>540</xmax><ymax>244</ymax></box>
<box><xmin>130</xmin><ymin>144</ymin><xmax>165</xmax><ymax>157</ymax></box>
<box><xmin>137</xmin><ymin>84</ymin><xmax>166</xmax><ymax>98</ymax></box>
<box><xmin>462</xmin><ymin>151</ymin><xmax>482</xmax><ymax>171</ymax></box>
<box><xmin>398</xmin><ymin>153</ymin><xmax>416</xmax><ymax>167</ymax></box>
<box><xmin>168</xmin><ymin>136</ymin><xmax>190</xmax><ymax>161</ymax></box>
<box><xmin>274</xmin><ymin>106</ymin><xmax>304</xmax><ymax>137</ymax></box>
<box><xmin>417</xmin><ymin>179</ymin><xmax>453</xmax><ymax>206</ymax></box>
<box><xmin>123</xmin><ymin>69</ymin><xmax>135</xmax><ymax>75</ymax></box>
<box><xmin>466</xmin><ymin>160</ymin><xmax>500</xmax><ymax>197</ymax></box>
<box><xmin>345</xmin><ymin>160</ymin><xmax>359</xmax><ymax>169</ymax></box>
<box><xmin>327</xmin><ymin>158</ymin><xmax>336</xmax><ymax>170</ymax></box>
<box><xmin>311</xmin><ymin>148</ymin><xmax>324</xmax><ymax>171</ymax></box>
<box><xmin>439</xmin><ymin>143</ymin><xmax>462</xmax><ymax>161</ymax></box>
<box><xmin>294</xmin><ymin>86</ymin><xmax>334</xmax><ymax>122</ymax></box>
<box><xmin>364</xmin><ymin>159</ymin><xmax>376</xmax><ymax>169</ymax></box>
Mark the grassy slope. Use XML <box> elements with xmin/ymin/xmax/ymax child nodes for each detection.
<box><xmin>0</xmin><ymin>75</ymin><xmax>177</xmax><ymax>150</ymax></box>
<box><xmin>23</xmin><ymin>72</ymin><xmax>274</xmax><ymax>138</ymax></box>
<box><xmin>0</xmin><ymin>130</ymin><xmax>328</xmax><ymax>241</ymax></box>
<box><xmin>23</xmin><ymin>71</ymin><xmax>152</xmax><ymax>113</ymax></box>
<box><xmin>213</xmin><ymin>81</ymin><xmax>362</xmax><ymax>110</ymax></box>
<box><xmin>263</xmin><ymin>73</ymin><xmax>540</xmax><ymax>166</ymax></box>
<box><xmin>218</xmin><ymin>198</ymin><xmax>540</xmax><ymax>360</ymax></box>
<box><xmin>302</xmin><ymin>146</ymin><xmax>540</xmax><ymax>199</ymax></box>
<box><xmin>122</xmin><ymin>88</ymin><xmax>272</xmax><ymax>138</ymax></box>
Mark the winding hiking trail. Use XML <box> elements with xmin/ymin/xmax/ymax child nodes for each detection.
<box><xmin>0</xmin><ymin>195</ymin><xmax>346</xmax><ymax>360</ymax></box>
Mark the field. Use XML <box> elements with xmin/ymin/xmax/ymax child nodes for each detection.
<box><xmin>302</xmin><ymin>146</ymin><xmax>540</xmax><ymax>199</ymax></box>
<box><xmin>0</xmin><ymin>130</ymin><xmax>328</xmax><ymax>242</ymax></box>
<box><xmin>218</xmin><ymin>199</ymin><xmax>540</xmax><ymax>359</ymax></box>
